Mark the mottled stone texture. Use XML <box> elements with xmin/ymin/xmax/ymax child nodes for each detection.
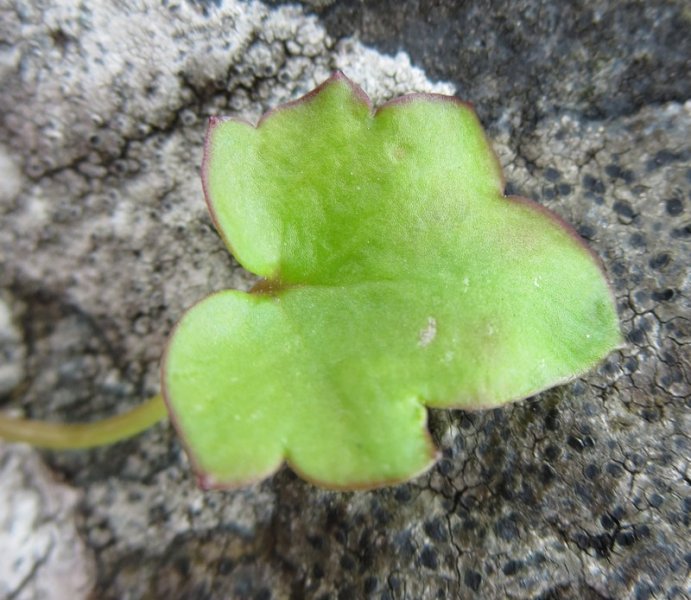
<box><xmin>0</xmin><ymin>445</ymin><xmax>95</xmax><ymax>600</ymax></box>
<box><xmin>316</xmin><ymin>0</ymin><xmax>690</xmax><ymax>122</ymax></box>
<box><xmin>0</xmin><ymin>0</ymin><xmax>688</xmax><ymax>599</ymax></box>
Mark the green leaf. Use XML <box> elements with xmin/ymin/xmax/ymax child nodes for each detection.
<box><xmin>163</xmin><ymin>72</ymin><xmax>621</xmax><ymax>490</ymax></box>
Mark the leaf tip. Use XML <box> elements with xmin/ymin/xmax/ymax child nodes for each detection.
<box><xmin>207</xmin><ymin>114</ymin><xmax>223</xmax><ymax>129</ymax></box>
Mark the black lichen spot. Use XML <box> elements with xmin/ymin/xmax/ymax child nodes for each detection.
<box><xmin>649</xmin><ymin>252</ymin><xmax>671</xmax><ymax>270</ymax></box>
<box><xmin>420</xmin><ymin>546</ymin><xmax>439</xmax><ymax>570</ymax></box>
<box><xmin>49</xmin><ymin>27</ymin><xmax>74</xmax><ymax>52</ymax></box>
<box><xmin>148</xmin><ymin>504</ymin><xmax>168</xmax><ymax>523</ymax></box>
<box><xmin>630</xmin><ymin>232</ymin><xmax>647</xmax><ymax>248</ymax></box>
<box><xmin>363</xmin><ymin>576</ymin><xmax>378</xmax><ymax>594</ymax></box>
<box><xmin>567</xmin><ymin>435</ymin><xmax>585</xmax><ymax>452</ymax></box>
<box><xmin>576</xmin><ymin>532</ymin><xmax>613</xmax><ymax>558</ymax></box>
<box><xmin>504</xmin><ymin>181</ymin><xmax>520</xmax><ymax>196</ymax></box>
<box><xmin>544</xmin><ymin>407</ymin><xmax>560</xmax><ymax>431</ymax></box>
<box><xmin>584</xmin><ymin>463</ymin><xmax>600</xmax><ymax>480</ymax></box>
<box><xmin>544</xmin><ymin>444</ymin><xmax>561</xmax><ymax>461</ymax></box>
<box><xmin>605</xmin><ymin>163</ymin><xmax>635</xmax><ymax>183</ymax></box>
<box><xmin>601</xmin><ymin>514</ymin><xmax>615</xmax><ymax>530</ymax></box>
<box><xmin>583</xmin><ymin>174</ymin><xmax>606</xmax><ymax>194</ymax></box>
<box><xmin>340</xmin><ymin>554</ymin><xmax>356</xmax><ymax>571</ymax></box>
<box><xmin>682</xmin><ymin>497</ymin><xmax>691</xmax><ymax>516</ymax></box>
<box><xmin>671</xmin><ymin>223</ymin><xmax>691</xmax><ymax>239</ymax></box>
<box><xmin>623</xmin><ymin>356</ymin><xmax>639</xmax><ymax>373</ymax></box>
<box><xmin>373</xmin><ymin>506</ymin><xmax>392</xmax><ymax>526</ymax></box>
<box><xmin>629</xmin><ymin>453</ymin><xmax>646</xmax><ymax>469</ymax></box>
<box><xmin>424</xmin><ymin>519</ymin><xmax>449</xmax><ymax>542</ymax></box>
<box><xmin>605</xmin><ymin>164</ymin><xmax>622</xmax><ymax>178</ymax></box>
<box><xmin>542</xmin><ymin>186</ymin><xmax>556</xmax><ymax>200</ymax></box>
<box><xmin>659</xmin><ymin>368</ymin><xmax>684</xmax><ymax>389</ymax></box>
<box><xmin>627</xmin><ymin>327</ymin><xmax>646</xmax><ymax>346</ymax></box>
<box><xmin>494</xmin><ymin>515</ymin><xmax>520</xmax><ymax>541</ymax></box>
<box><xmin>255</xmin><ymin>589</ymin><xmax>272</xmax><ymax>600</ymax></box>
<box><xmin>460</xmin><ymin>413</ymin><xmax>476</xmax><ymax>429</ymax></box>
<box><xmin>634</xmin><ymin>582</ymin><xmax>654</xmax><ymax>600</ymax></box>
<box><xmin>216</xmin><ymin>558</ymin><xmax>234</xmax><ymax>575</ymax></box>
<box><xmin>613</xmin><ymin>200</ymin><xmax>636</xmax><ymax>220</ymax></box>
<box><xmin>583</xmin><ymin>401</ymin><xmax>598</xmax><ymax>417</ymax></box>
<box><xmin>541</xmin><ymin>463</ymin><xmax>557</xmax><ymax>484</ymax></box>
<box><xmin>394</xmin><ymin>532</ymin><xmax>416</xmax><ymax>560</ymax></box>
<box><xmin>232</xmin><ymin>577</ymin><xmax>254</xmax><ymax>599</ymax></box>
<box><xmin>312</xmin><ymin>564</ymin><xmax>324</xmax><ymax>580</ymax></box>
<box><xmin>592</xmin><ymin>534</ymin><xmax>613</xmax><ymax>558</ymax></box>
<box><xmin>497</xmin><ymin>472</ymin><xmax>518</xmax><ymax>502</ymax></box>
<box><xmin>438</xmin><ymin>458</ymin><xmax>453</xmax><ymax>476</ymax></box>
<box><xmin>545</xmin><ymin>167</ymin><xmax>561</xmax><ymax>182</ymax></box>
<box><xmin>571</xmin><ymin>380</ymin><xmax>587</xmax><ymax>396</ymax></box>
<box><xmin>394</xmin><ymin>485</ymin><xmax>412</xmax><ymax>504</ymax></box>
<box><xmin>337</xmin><ymin>585</ymin><xmax>357</xmax><ymax>600</ymax></box>
<box><xmin>647</xmin><ymin>149</ymin><xmax>680</xmax><ymax>170</ymax></box>
<box><xmin>358</xmin><ymin>537</ymin><xmax>376</xmax><ymax>571</ymax></box>
<box><xmin>665</xmin><ymin>197</ymin><xmax>684</xmax><ymax>216</ymax></box>
<box><xmin>464</xmin><ymin>569</ymin><xmax>482</xmax><ymax>591</ymax></box>
<box><xmin>648</xmin><ymin>493</ymin><xmax>664</xmax><ymax>508</ymax></box>
<box><xmin>557</xmin><ymin>183</ymin><xmax>572</xmax><ymax>196</ymax></box>
<box><xmin>651</xmin><ymin>288</ymin><xmax>675</xmax><ymax>302</ymax></box>
<box><xmin>611</xmin><ymin>506</ymin><xmax>626</xmax><ymax>521</ymax></box>
<box><xmin>187</xmin><ymin>0</ymin><xmax>223</xmax><ymax>17</ymax></box>
<box><xmin>611</xmin><ymin>261</ymin><xmax>627</xmax><ymax>277</ymax></box>
<box><xmin>615</xmin><ymin>529</ymin><xmax>637</xmax><ymax>546</ymax></box>
<box><xmin>577</xmin><ymin>223</ymin><xmax>595</xmax><ymax>240</ymax></box>
<box><xmin>307</xmin><ymin>535</ymin><xmax>324</xmax><ymax>550</ymax></box>
<box><xmin>502</xmin><ymin>559</ymin><xmax>522</xmax><ymax>576</ymax></box>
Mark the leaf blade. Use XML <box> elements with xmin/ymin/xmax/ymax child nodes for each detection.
<box><xmin>166</xmin><ymin>73</ymin><xmax>621</xmax><ymax>489</ymax></box>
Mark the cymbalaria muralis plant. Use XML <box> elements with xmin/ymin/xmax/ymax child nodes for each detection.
<box><xmin>164</xmin><ymin>72</ymin><xmax>621</xmax><ymax>489</ymax></box>
<box><xmin>0</xmin><ymin>72</ymin><xmax>621</xmax><ymax>490</ymax></box>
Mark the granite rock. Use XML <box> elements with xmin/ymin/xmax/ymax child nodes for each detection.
<box><xmin>0</xmin><ymin>444</ymin><xmax>95</xmax><ymax>600</ymax></box>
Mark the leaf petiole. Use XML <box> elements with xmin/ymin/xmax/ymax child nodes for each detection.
<box><xmin>0</xmin><ymin>394</ymin><xmax>167</xmax><ymax>450</ymax></box>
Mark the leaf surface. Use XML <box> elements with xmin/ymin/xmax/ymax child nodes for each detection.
<box><xmin>163</xmin><ymin>73</ymin><xmax>621</xmax><ymax>489</ymax></box>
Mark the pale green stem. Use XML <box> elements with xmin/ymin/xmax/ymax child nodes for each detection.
<box><xmin>0</xmin><ymin>395</ymin><xmax>167</xmax><ymax>450</ymax></box>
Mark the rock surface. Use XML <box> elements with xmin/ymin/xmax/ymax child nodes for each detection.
<box><xmin>0</xmin><ymin>1</ymin><xmax>688</xmax><ymax>598</ymax></box>
<box><xmin>0</xmin><ymin>444</ymin><xmax>95</xmax><ymax>600</ymax></box>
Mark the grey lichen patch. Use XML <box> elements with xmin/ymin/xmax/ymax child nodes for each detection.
<box><xmin>0</xmin><ymin>144</ymin><xmax>22</xmax><ymax>203</ymax></box>
<box><xmin>485</xmin><ymin>100</ymin><xmax>691</xmax><ymax>599</ymax></box>
<box><xmin>0</xmin><ymin>295</ymin><xmax>25</xmax><ymax>395</ymax></box>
